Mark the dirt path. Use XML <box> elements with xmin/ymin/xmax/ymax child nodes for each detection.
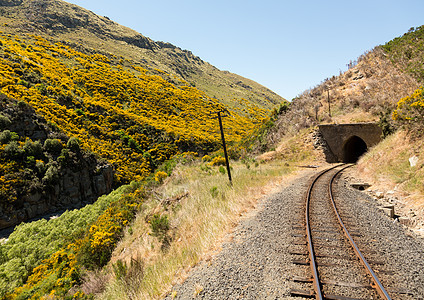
<box><xmin>166</xmin><ymin>166</ymin><xmax>424</xmax><ymax>299</ymax></box>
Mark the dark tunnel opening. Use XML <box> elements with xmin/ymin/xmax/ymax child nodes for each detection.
<box><xmin>342</xmin><ymin>136</ymin><xmax>368</xmax><ymax>163</ymax></box>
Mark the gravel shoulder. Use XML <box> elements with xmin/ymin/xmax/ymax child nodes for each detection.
<box><xmin>166</xmin><ymin>166</ymin><xmax>424</xmax><ymax>299</ymax></box>
<box><xmin>335</xmin><ymin>173</ymin><xmax>424</xmax><ymax>299</ymax></box>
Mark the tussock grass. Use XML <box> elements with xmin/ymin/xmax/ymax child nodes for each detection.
<box><xmin>355</xmin><ymin>130</ymin><xmax>424</xmax><ymax>228</ymax></box>
<box><xmin>357</xmin><ymin>130</ymin><xmax>424</xmax><ymax>192</ymax></box>
<box><xmin>98</xmin><ymin>158</ymin><xmax>296</xmax><ymax>299</ymax></box>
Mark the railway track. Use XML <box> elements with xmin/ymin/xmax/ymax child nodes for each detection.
<box><xmin>290</xmin><ymin>164</ymin><xmax>392</xmax><ymax>300</ymax></box>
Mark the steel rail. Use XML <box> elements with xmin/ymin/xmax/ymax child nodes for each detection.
<box><xmin>329</xmin><ymin>165</ymin><xmax>392</xmax><ymax>300</ymax></box>
<box><xmin>305</xmin><ymin>164</ymin><xmax>343</xmax><ymax>299</ymax></box>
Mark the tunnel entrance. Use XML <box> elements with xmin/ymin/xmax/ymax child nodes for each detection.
<box><xmin>342</xmin><ymin>136</ymin><xmax>367</xmax><ymax>163</ymax></box>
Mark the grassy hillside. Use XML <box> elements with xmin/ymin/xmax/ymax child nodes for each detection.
<box><xmin>252</xmin><ymin>27</ymin><xmax>424</xmax><ymax>154</ymax></box>
<box><xmin>382</xmin><ymin>25</ymin><xmax>424</xmax><ymax>82</ymax></box>
<box><xmin>0</xmin><ymin>31</ymin><xmax>270</xmax><ymax>185</ymax></box>
<box><xmin>0</xmin><ymin>1</ymin><xmax>422</xmax><ymax>298</ymax></box>
<box><xmin>0</xmin><ymin>0</ymin><xmax>285</xmax><ymax>110</ymax></box>
<box><xmin>0</xmin><ymin>11</ymin><xmax>280</xmax><ymax>300</ymax></box>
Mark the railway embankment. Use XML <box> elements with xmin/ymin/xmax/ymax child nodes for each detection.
<box><xmin>166</xmin><ymin>165</ymin><xmax>424</xmax><ymax>299</ymax></box>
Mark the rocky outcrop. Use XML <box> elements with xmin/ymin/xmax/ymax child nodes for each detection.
<box><xmin>0</xmin><ymin>162</ymin><xmax>113</xmax><ymax>229</ymax></box>
<box><xmin>21</xmin><ymin>0</ymin><xmax>158</xmax><ymax>50</ymax></box>
<box><xmin>0</xmin><ymin>0</ymin><xmax>22</xmax><ymax>6</ymax></box>
<box><xmin>0</xmin><ymin>95</ymin><xmax>114</xmax><ymax>229</ymax></box>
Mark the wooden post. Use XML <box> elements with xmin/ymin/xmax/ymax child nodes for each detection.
<box><xmin>327</xmin><ymin>89</ymin><xmax>331</xmax><ymax>118</ymax></box>
<box><xmin>217</xmin><ymin>111</ymin><xmax>232</xmax><ymax>185</ymax></box>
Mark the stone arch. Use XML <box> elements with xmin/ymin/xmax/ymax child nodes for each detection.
<box><xmin>342</xmin><ymin>135</ymin><xmax>368</xmax><ymax>163</ymax></box>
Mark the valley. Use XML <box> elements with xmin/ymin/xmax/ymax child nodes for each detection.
<box><xmin>0</xmin><ymin>0</ymin><xmax>423</xmax><ymax>299</ymax></box>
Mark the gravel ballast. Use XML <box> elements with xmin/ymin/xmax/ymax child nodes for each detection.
<box><xmin>166</xmin><ymin>166</ymin><xmax>424</xmax><ymax>299</ymax></box>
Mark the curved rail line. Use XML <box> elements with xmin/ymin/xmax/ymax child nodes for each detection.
<box><xmin>305</xmin><ymin>164</ymin><xmax>392</xmax><ymax>300</ymax></box>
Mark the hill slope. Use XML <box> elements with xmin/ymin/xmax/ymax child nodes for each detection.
<box><xmin>0</xmin><ymin>32</ymin><xmax>271</xmax><ymax>185</ymax></box>
<box><xmin>0</xmin><ymin>95</ymin><xmax>113</xmax><ymax>229</ymax></box>
<box><xmin>0</xmin><ymin>0</ymin><xmax>284</xmax><ymax>110</ymax></box>
<box><xmin>256</xmin><ymin>27</ymin><xmax>424</xmax><ymax>153</ymax></box>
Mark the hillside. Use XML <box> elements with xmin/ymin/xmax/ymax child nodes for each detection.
<box><xmin>0</xmin><ymin>30</ymin><xmax>273</xmax><ymax>186</ymax></box>
<box><xmin>0</xmin><ymin>0</ymin><xmax>284</xmax><ymax>110</ymax></box>
<box><xmin>0</xmin><ymin>0</ymin><xmax>423</xmax><ymax>298</ymax></box>
<box><xmin>255</xmin><ymin>27</ymin><xmax>424</xmax><ymax>154</ymax></box>
<box><xmin>0</xmin><ymin>1</ymin><xmax>286</xmax><ymax>298</ymax></box>
<box><xmin>0</xmin><ymin>94</ymin><xmax>113</xmax><ymax>230</ymax></box>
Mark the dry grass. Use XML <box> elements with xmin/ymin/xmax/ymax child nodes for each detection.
<box><xmin>261</xmin><ymin>47</ymin><xmax>420</xmax><ymax>153</ymax></box>
<box><xmin>96</xmin><ymin>155</ymin><xmax>315</xmax><ymax>299</ymax></box>
<box><xmin>356</xmin><ymin>130</ymin><xmax>422</xmax><ymax>191</ymax></box>
<box><xmin>353</xmin><ymin>129</ymin><xmax>424</xmax><ymax>234</ymax></box>
<box><xmin>257</xmin><ymin>127</ymin><xmax>325</xmax><ymax>164</ymax></box>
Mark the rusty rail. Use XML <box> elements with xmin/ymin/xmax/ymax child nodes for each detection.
<box><xmin>329</xmin><ymin>165</ymin><xmax>392</xmax><ymax>300</ymax></box>
<box><xmin>304</xmin><ymin>164</ymin><xmax>391</xmax><ymax>299</ymax></box>
<box><xmin>305</xmin><ymin>165</ymin><xmax>342</xmax><ymax>299</ymax></box>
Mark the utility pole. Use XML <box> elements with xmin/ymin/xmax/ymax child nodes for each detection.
<box><xmin>217</xmin><ymin>111</ymin><xmax>232</xmax><ymax>185</ymax></box>
<box><xmin>327</xmin><ymin>89</ymin><xmax>331</xmax><ymax>118</ymax></box>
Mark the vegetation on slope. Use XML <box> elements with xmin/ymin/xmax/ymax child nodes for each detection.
<box><xmin>0</xmin><ymin>183</ymin><xmax>128</xmax><ymax>297</ymax></box>
<box><xmin>252</xmin><ymin>26</ymin><xmax>424</xmax><ymax>154</ymax></box>
<box><xmin>0</xmin><ymin>29</ymin><xmax>280</xmax><ymax>298</ymax></box>
<box><xmin>0</xmin><ymin>0</ymin><xmax>284</xmax><ymax>109</ymax></box>
<box><xmin>95</xmin><ymin>157</ymin><xmax>299</xmax><ymax>299</ymax></box>
<box><xmin>382</xmin><ymin>25</ymin><xmax>424</xmax><ymax>83</ymax></box>
<box><xmin>0</xmin><ymin>94</ymin><xmax>113</xmax><ymax>229</ymax></box>
<box><xmin>0</xmin><ymin>31</ymin><xmax>269</xmax><ymax>185</ymax></box>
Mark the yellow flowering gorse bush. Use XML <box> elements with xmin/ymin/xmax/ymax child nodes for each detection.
<box><xmin>0</xmin><ymin>32</ymin><xmax>268</xmax><ymax>185</ymax></box>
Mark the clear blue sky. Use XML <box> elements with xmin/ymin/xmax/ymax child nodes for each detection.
<box><xmin>66</xmin><ymin>0</ymin><xmax>423</xmax><ymax>100</ymax></box>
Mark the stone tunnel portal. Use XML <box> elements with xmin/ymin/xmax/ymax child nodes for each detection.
<box><xmin>342</xmin><ymin>135</ymin><xmax>368</xmax><ymax>163</ymax></box>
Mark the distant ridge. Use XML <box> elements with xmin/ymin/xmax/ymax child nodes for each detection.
<box><xmin>0</xmin><ymin>0</ymin><xmax>285</xmax><ymax>109</ymax></box>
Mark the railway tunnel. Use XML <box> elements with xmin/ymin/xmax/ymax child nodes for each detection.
<box><xmin>342</xmin><ymin>135</ymin><xmax>368</xmax><ymax>163</ymax></box>
<box><xmin>318</xmin><ymin>123</ymin><xmax>382</xmax><ymax>163</ymax></box>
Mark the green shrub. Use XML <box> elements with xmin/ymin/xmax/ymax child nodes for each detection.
<box><xmin>0</xmin><ymin>114</ymin><xmax>11</xmax><ymax>130</ymax></box>
<box><xmin>378</xmin><ymin>109</ymin><xmax>395</xmax><ymax>138</ymax></box>
<box><xmin>4</xmin><ymin>141</ymin><xmax>23</xmax><ymax>159</ymax></box>
<box><xmin>35</xmin><ymin>159</ymin><xmax>46</xmax><ymax>175</ymax></box>
<box><xmin>43</xmin><ymin>138</ymin><xmax>63</xmax><ymax>154</ymax></box>
<box><xmin>218</xmin><ymin>166</ymin><xmax>226</xmax><ymax>174</ymax></box>
<box><xmin>25</xmin><ymin>156</ymin><xmax>36</xmax><ymax>168</ymax></box>
<box><xmin>23</xmin><ymin>140</ymin><xmax>43</xmax><ymax>158</ymax></box>
<box><xmin>149</xmin><ymin>214</ymin><xmax>169</xmax><ymax>241</ymax></box>
<box><xmin>0</xmin><ymin>130</ymin><xmax>18</xmax><ymax>144</ymax></box>
<box><xmin>42</xmin><ymin>164</ymin><xmax>59</xmax><ymax>184</ymax></box>
<box><xmin>210</xmin><ymin>186</ymin><xmax>219</xmax><ymax>198</ymax></box>
<box><xmin>66</xmin><ymin>137</ymin><xmax>80</xmax><ymax>152</ymax></box>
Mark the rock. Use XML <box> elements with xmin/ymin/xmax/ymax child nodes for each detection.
<box><xmin>0</xmin><ymin>95</ymin><xmax>115</xmax><ymax>230</ymax></box>
<box><xmin>409</xmin><ymin>155</ymin><xmax>419</xmax><ymax>167</ymax></box>
<box><xmin>27</xmin><ymin>192</ymin><xmax>42</xmax><ymax>204</ymax></box>
<box><xmin>399</xmin><ymin>217</ymin><xmax>413</xmax><ymax>226</ymax></box>
<box><xmin>375</xmin><ymin>191</ymin><xmax>384</xmax><ymax>199</ymax></box>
